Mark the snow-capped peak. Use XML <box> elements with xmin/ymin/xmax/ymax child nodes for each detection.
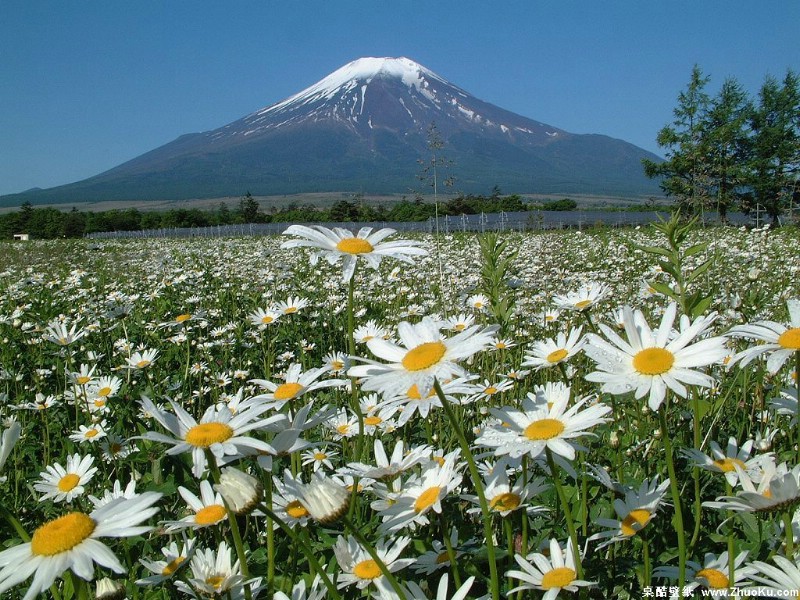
<box><xmin>253</xmin><ymin>57</ymin><xmax>445</xmax><ymax>118</ymax></box>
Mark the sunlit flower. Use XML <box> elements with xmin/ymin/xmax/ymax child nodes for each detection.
<box><xmin>88</xmin><ymin>479</ymin><xmax>138</xmax><ymax>509</ymax></box>
<box><xmin>683</xmin><ymin>437</ymin><xmax>773</xmax><ymax>486</ymax></box>
<box><xmin>743</xmin><ymin>554</ymin><xmax>800</xmax><ymax>597</ymax></box>
<box><xmin>378</xmin><ymin>450</ymin><xmax>463</xmax><ymax>532</ymax></box>
<box><xmin>247</xmin><ymin>307</ymin><xmax>281</xmax><ymax>328</ymax></box>
<box><xmin>523</xmin><ymin>326</ymin><xmax>586</xmax><ymax>370</ymax></box>
<box><xmin>0</xmin><ymin>492</ymin><xmax>161</xmax><ymax>600</ymax></box>
<box><xmin>164</xmin><ymin>480</ymin><xmax>228</xmax><ymax>532</ymax></box>
<box><xmin>333</xmin><ymin>535</ymin><xmax>413</xmax><ymax>594</ymax></box>
<box><xmin>506</xmin><ymin>538</ymin><xmax>594</xmax><ymax>599</ymax></box>
<box><xmin>250</xmin><ymin>363</ymin><xmax>346</xmax><ymax>410</ymax></box>
<box><xmin>476</xmin><ymin>390</ymin><xmax>610</xmax><ymax>461</ymax></box>
<box><xmin>349</xmin><ymin>317</ymin><xmax>498</xmax><ymax>399</ymax></box>
<box><xmin>282</xmin><ymin>225</ymin><xmax>427</xmax><ymax>282</ymax></box>
<box><xmin>43</xmin><ymin>319</ymin><xmax>87</xmax><ymax>347</ymax></box>
<box><xmin>590</xmin><ymin>477</ymin><xmax>670</xmax><ymax>547</ymax></box>
<box><xmin>69</xmin><ymin>419</ymin><xmax>108</xmax><ymax>444</ymax></box>
<box><xmin>552</xmin><ymin>282</ymin><xmax>609</xmax><ymax>312</ymax></box>
<box><xmin>138</xmin><ymin>395</ymin><xmax>280</xmax><ymax>477</ymax></box>
<box><xmin>653</xmin><ymin>551</ymin><xmax>753</xmax><ymax>597</ymax></box>
<box><xmin>136</xmin><ymin>539</ymin><xmax>196</xmax><ymax>586</ymax></box>
<box><xmin>727</xmin><ymin>298</ymin><xmax>800</xmax><ymax>374</ymax></box>
<box><xmin>584</xmin><ymin>303</ymin><xmax>728</xmax><ymax>411</ymax></box>
<box><xmin>124</xmin><ymin>348</ymin><xmax>159</xmax><ymax>370</ymax></box>
<box><xmin>704</xmin><ymin>461</ymin><xmax>800</xmax><ymax>514</ymax></box>
<box><xmin>340</xmin><ymin>439</ymin><xmax>430</xmax><ymax>481</ymax></box>
<box><xmin>175</xmin><ymin>541</ymin><xmax>261</xmax><ymax>600</ymax></box>
<box><xmin>34</xmin><ymin>453</ymin><xmax>98</xmax><ymax>503</ymax></box>
<box><xmin>214</xmin><ymin>467</ymin><xmax>263</xmax><ymax>515</ymax></box>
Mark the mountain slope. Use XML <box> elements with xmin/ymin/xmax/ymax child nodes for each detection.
<box><xmin>1</xmin><ymin>57</ymin><xmax>662</xmax><ymax>206</ymax></box>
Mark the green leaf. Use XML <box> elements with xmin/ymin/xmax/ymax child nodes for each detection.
<box><xmin>684</xmin><ymin>242</ymin><xmax>708</xmax><ymax>258</ymax></box>
<box><xmin>686</xmin><ymin>259</ymin><xmax>712</xmax><ymax>284</ymax></box>
<box><xmin>689</xmin><ymin>295</ymin><xmax>714</xmax><ymax>318</ymax></box>
<box><xmin>638</xmin><ymin>245</ymin><xmax>673</xmax><ymax>258</ymax></box>
<box><xmin>648</xmin><ymin>280</ymin><xmax>678</xmax><ymax>300</ymax></box>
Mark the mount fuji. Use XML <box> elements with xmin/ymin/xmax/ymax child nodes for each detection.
<box><xmin>3</xmin><ymin>57</ymin><xmax>662</xmax><ymax>205</ymax></box>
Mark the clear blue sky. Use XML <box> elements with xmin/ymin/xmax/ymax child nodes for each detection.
<box><xmin>1</xmin><ymin>1</ymin><xmax>798</xmax><ymax>196</ymax></box>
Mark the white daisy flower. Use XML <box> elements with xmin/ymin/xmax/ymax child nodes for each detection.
<box><xmin>683</xmin><ymin>437</ymin><xmax>773</xmax><ymax>486</ymax></box>
<box><xmin>506</xmin><ymin>538</ymin><xmax>594</xmax><ymax>599</ymax></box>
<box><xmin>138</xmin><ymin>395</ymin><xmax>281</xmax><ymax>478</ymax></box>
<box><xmin>0</xmin><ymin>492</ymin><xmax>162</xmax><ymax>600</ymax></box>
<box><xmin>333</xmin><ymin>535</ymin><xmax>413</xmax><ymax>595</ymax></box>
<box><xmin>744</xmin><ymin>554</ymin><xmax>800</xmax><ymax>596</ymax></box>
<box><xmin>34</xmin><ymin>453</ymin><xmax>98</xmax><ymax>503</ymax></box>
<box><xmin>523</xmin><ymin>326</ymin><xmax>586</xmax><ymax>370</ymax></box>
<box><xmin>590</xmin><ymin>477</ymin><xmax>670</xmax><ymax>547</ymax></box>
<box><xmin>584</xmin><ymin>302</ymin><xmax>728</xmax><ymax>412</ymax></box>
<box><xmin>164</xmin><ymin>480</ymin><xmax>229</xmax><ymax>532</ymax></box>
<box><xmin>476</xmin><ymin>390</ymin><xmax>610</xmax><ymax>461</ymax></box>
<box><xmin>552</xmin><ymin>282</ymin><xmax>609</xmax><ymax>312</ymax></box>
<box><xmin>727</xmin><ymin>298</ymin><xmax>800</xmax><ymax>374</ymax></box>
<box><xmin>653</xmin><ymin>550</ymin><xmax>753</xmax><ymax>596</ymax></box>
<box><xmin>136</xmin><ymin>538</ymin><xmax>196</xmax><ymax>586</ymax></box>
<box><xmin>250</xmin><ymin>363</ymin><xmax>346</xmax><ymax>410</ymax></box>
<box><xmin>282</xmin><ymin>225</ymin><xmax>427</xmax><ymax>283</ymax></box>
<box><xmin>348</xmin><ymin>316</ymin><xmax>498</xmax><ymax>399</ymax></box>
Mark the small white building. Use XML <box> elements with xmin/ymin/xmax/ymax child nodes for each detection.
<box><xmin>13</xmin><ymin>233</ymin><xmax>29</xmax><ymax>241</ymax></box>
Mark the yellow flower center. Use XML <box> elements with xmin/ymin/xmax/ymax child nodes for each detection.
<box><xmin>136</xmin><ymin>360</ymin><xmax>151</xmax><ymax>368</ymax></box>
<box><xmin>283</xmin><ymin>307</ymin><xmax>298</xmax><ymax>314</ymax></box>
<box><xmin>523</xmin><ymin>418</ymin><xmax>565</xmax><ymax>440</ymax></box>
<box><xmin>184</xmin><ymin>422</ymin><xmax>234</xmax><ymax>447</ymax></box>
<box><xmin>195</xmin><ymin>504</ymin><xmax>227</xmax><ymax>526</ymax></box>
<box><xmin>93</xmin><ymin>399</ymin><xmax>106</xmax><ymax>408</ymax></box>
<box><xmin>336</xmin><ymin>237</ymin><xmax>375</xmax><ymax>254</ymax></box>
<box><xmin>712</xmin><ymin>457</ymin><xmax>746</xmax><ymax>473</ymax></box>
<box><xmin>206</xmin><ymin>575</ymin><xmax>225</xmax><ymax>589</ymax></box>
<box><xmin>313</xmin><ymin>452</ymin><xmax>327</xmax><ymax>461</ymax></box>
<box><xmin>336</xmin><ymin>424</ymin><xmax>351</xmax><ymax>435</ymax></box>
<box><xmin>286</xmin><ymin>500</ymin><xmax>309</xmax><ymax>519</ymax></box>
<box><xmin>353</xmin><ymin>559</ymin><xmax>382</xmax><ymax>580</ymax></box>
<box><xmin>541</xmin><ymin>567</ymin><xmax>576</xmax><ymax>589</ymax></box>
<box><xmin>161</xmin><ymin>556</ymin><xmax>186</xmax><ymax>576</ymax></box>
<box><xmin>490</xmin><ymin>492</ymin><xmax>521</xmax><ymax>512</ymax></box>
<box><xmin>31</xmin><ymin>512</ymin><xmax>96</xmax><ymax>556</ymax></box>
<box><xmin>574</xmin><ymin>299</ymin><xmax>592</xmax><ymax>310</ymax></box>
<box><xmin>331</xmin><ymin>360</ymin><xmax>345</xmax><ymax>370</ymax></box>
<box><xmin>261</xmin><ymin>316</ymin><xmax>274</xmax><ymax>324</ymax></box>
<box><xmin>414</xmin><ymin>486</ymin><xmax>442</xmax><ymax>513</ymax></box>
<box><xmin>778</xmin><ymin>328</ymin><xmax>800</xmax><ymax>350</ymax></box>
<box><xmin>97</xmin><ymin>386</ymin><xmax>112</xmax><ymax>397</ymax></box>
<box><xmin>632</xmin><ymin>347</ymin><xmax>675</xmax><ymax>375</ymax></box>
<box><xmin>547</xmin><ymin>348</ymin><xmax>569</xmax><ymax>363</ymax></box>
<box><xmin>402</xmin><ymin>341</ymin><xmax>447</xmax><ymax>371</ymax></box>
<box><xmin>435</xmin><ymin>551</ymin><xmax>450</xmax><ymax>564</ymax></box>
<box><xmin>620</xmin><ymin>508</ymin><xmax>652</xmax><ymax>536</ymax></box>
<box><xmin>76</xmin><ymin>376</ymin><xmax>91</xmax><ymax>385</ymax></box>
<box><xmin>273</xmin><ymin>382</ymin><xmax>303</xmax><ymax>401</ymax></box>
<box><xmin>696</xmin><ymin>568</ymin><xmax>729</xmax><ymax>589</ymax></box>
<box><xmin>84</xmin><ymin>428</ymin><xmax>99</xmax><ymax>438</ymax></box>
<box><xmin>484</xmin><ymin>386</ymin><xmax>498</xmax><ymax>396</ymax></box>
<box><xmin>407</xmin><ymin>384</ymin><xmax>435</xmax><ymax>400</ymax></box>
<box><xmin>453</xmin><ymin>323</ymin><xmax>466</xmax><ymax>331</ymax></box>
<box><xmin>58</xmin><ymin>473</ymin><xmax>81</xmax><ymax>492</ymax></box>
<box><xmin>364</xmin><ymin>416</ymin><xmax>383</xmax><ymax>426</ymax></box>
<box><xmin>176</xmin><ymin>313</ymin><xmax>192</xmax><ymax>323</ymax></box>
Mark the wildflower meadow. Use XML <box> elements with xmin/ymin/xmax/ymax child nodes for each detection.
<box><xmin>0</xmin><ymin>217</ymin><xmax>799</xmax><ymax>600</ymax></box>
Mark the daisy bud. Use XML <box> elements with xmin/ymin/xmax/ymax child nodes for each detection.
<box><xmin>300</xmin><ymin>473</ymin><xmax>350</xmax><ymax>524</ymax></box>
<box><xmin>214</xmin><ymin>467</ymin><xmax>263</xmax><ymax>515</ymax></box>
<box><xmin>95</xmin><ymin>577</ymin><xmax>126</xmax><ymax>600</ymax></box>
<box><xmin>609</xmin><ymin>431</ymin><xmax>619</xmax><ymax>448</ymax></box>
<box><xmin>653</xmin><ymin>429</ymin><xmax>662</xmax><ymax>439</ymax></box>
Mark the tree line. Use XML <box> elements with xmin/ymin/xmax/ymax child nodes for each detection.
<box><xmin>0</xmin><ymin>190</ymin><xmax>576</xmax><ymax>239</ymax></box>
<box><xmin>644</xmin><ymin>66</ymin><xmax>799</xmax><ymax>225</ymax></box>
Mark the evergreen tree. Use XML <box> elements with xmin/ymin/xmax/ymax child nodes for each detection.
<box><xmin>702</xmin><ymin>77</ymin><xmax>752</xmax><ymax>222</ymax></box>
<box><xmin>643</xmin><ymin>66</ymin><xmax>713</xmax><ymax>214</ymax></box>
<box><xmin>745</xmin><ymin>70</ymin><xmax>800</xmax><ymax>225</ymax></box>
<box><xmin>237</xmin><ymin>192</ymin><xmax>261</xmax><ymax>223</ymax></box>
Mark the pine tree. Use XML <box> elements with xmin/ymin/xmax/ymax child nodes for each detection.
<box><xmin>702</xmin><ymin>77</ymin><xmax>752</xmax><ymax>222</ymax></box>
<box><xmin>745</xmin><ymin>70</ymin><xmax>800</xmax><ymax>225</ymax></box>
<box><xmin>643</xmin><ymin>66</ymin><xmax>712</xmax><ymax>215</ymax></box>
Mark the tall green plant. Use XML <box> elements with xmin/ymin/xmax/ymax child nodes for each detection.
<box><xmin>478</xmin><ymin>231</ymin><xmax>517</xmax><ymax>333</ymax></box>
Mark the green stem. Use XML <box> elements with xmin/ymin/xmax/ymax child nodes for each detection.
<box><xmin>545</xmin><ymin>448</ymin><xmax>584</xmax><ymax>579</ymax></box>
<box><xmin>441</xmin><ymin>523</ymin><xmax>462</xmax><ymax>589</ymax></box>
<box><xmin>265</xmin><ymin>478</ymin><xmax>275</xmax><ymax>594</ymax></box>
<box><xmin>642</xmin><ymin>530</ymin><xmax>651</xmax><ymax>587</ymax></box>
<box><xmin>342</xmin><ymin>516</ymin><xmax>408</xmax><ymax>600</ymax></box>
<box><xmin>689</xmin><ymin>393</ymin><xmax>702</xmax><ymax>552</ymax></box>
<box><xmin>795</xmin><ymin>350</ymin><xmax>800</xmax><ymax>465</ymax></box>
<box><xmin>784</xmin><ymin>511</ymin><xmax>795</xmax><ymax>557</ymax></box>
<box><xmin>434</xmin><ymin>378</ymin><xmax>500</xmax><ymax>600</ymax></box>
<box><xmin>257</xmin><ymin>503</ymin><xmax>342</xmax><ymax>600</ymax></box>
<box><xmin>659</xmin><ymin>407</ymin><xmax>686</xmax><ymax>594</ymax></box>
<box><xmin>205</xmin><ymin>453</ymin><xmax>252</xmax><ymax>600</ymax></box>
<box><xmin>726</xmin><ymin>480</ymin><xmax>736</xmax><ymax>588</ymax></box>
